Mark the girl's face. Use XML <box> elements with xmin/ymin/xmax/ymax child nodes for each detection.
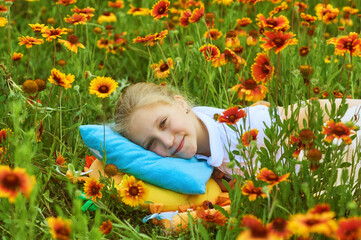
<box><xmin>127</xmin><ymin>98</ymin><xmax>198</xmax><ymax>158</ymax></box>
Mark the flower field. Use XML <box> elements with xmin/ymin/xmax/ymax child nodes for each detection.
<box><xmin>1</xmin><ymin>0</ymin><xmax>361</xmax><ymax>239</ymax></box>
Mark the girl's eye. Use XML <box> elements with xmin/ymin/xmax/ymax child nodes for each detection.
<box><xmin>160</xmin><ymin>117</ymin><xmax>167</xmax><ymax>128</ymax></box>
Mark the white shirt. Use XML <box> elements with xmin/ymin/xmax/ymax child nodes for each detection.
<box><xmin>193</xmin><ymin>105</ymin><xmax>280</xmax><ymax>175</ymax></box>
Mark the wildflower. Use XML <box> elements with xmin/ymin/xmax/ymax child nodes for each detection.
<box><xmin>322</xmin><ymin>120</ymin><xmax>355</xmax><ymax>145</ymax></box>
<box><xmin>269</xmin><ymin>1</ymin><xmax>288</xmax><ymax>16</ymax></box>
<box><xmin>203</xmin><ymin>29</ymin><xmax>222</xmax><ymax>40</ymax></box>
<box><xmin>260</xmin><ymin>31</ymin><xmax>297</xmax><ymax>54</ymax></box>
<box><xmin>56</xmin><ymin>0</ymin><xmax>76</xmax><ymax>6</ymax></box>
<box><xmin>11</xmin><ymin>52</ymin><xmax>23</xmax><ymax>62</ymax></box>
<box><xmin>58</xmin><ymin>59</ymin><xmax>66</xmax><ymax>67</ymax></box>
<box><xmin>56</xmin><ymin>152</ymin><xmax>66</xmax><ymax>167</ymax></box>
<box><xmin>89</xmin><ymin>76</ymin><xmax>118</xmax><ymax>98</ymax></box>
<box><xmin>328</xmin><ymin>32</ymin><xmax>361</xmax><ymax>56</ymax></box>
<box><xmin>85</xmin><ymin>155</ymin><xmax>96</xmax><ymax>169</ymax></box>
<box><xmin>47</xmin><ymin>18</ymin><xmax>56</xmax><ymax>25</ymax></box>
<box><xmin>29</xmin><ymin>23</ymin><xmax>45</xmax><ymax>33</ymax></box>
<box><xmin>93</xmin><ymin>27</ymin><xmax>102</xmax><ymax>34</ymax></box>
<box><xmin>41</xmin><ymin>27</ymin><xmax>67</xmax><ymax>42</ymax></box>
<box><xmin>306</xmin><ymin>148</ymin><xmax>322</xmax><ymax>162</ymax></box>
<box><xmin>0</xmin><ymin>165</ymin><xmax>36</xmax><ymax>203</ymax></box>
<box><xmin>212</xmin><ymin>48</ymin><xmax>246</xmax><ymax>68</ymax></box>
<box><xmin>267</xmin><ymin>217</ymin><xmax>292</xmax><ymax>239</ymax></box>
<box><xmin>238</xmin><ymin>215</ymin><xmax>270</xmax><ymax>240</ymax></box>
<box><xmin>247</xmin><ymin>29</ymin><xmax>258</xmax><ymax>46</ymax></box>
<box><xmin>108</xmin><ymin>1</ymin><xmax>124</xmax><ymax>9</ymax></box>
<box><xmin>118</xmin><ymin>175</ymin><xmax>149</xmax><ymax>207</ymax></box>
<box><xmin>299</xmin><ymin>46</ymin><xmax>309</xmax><ymax>57</ymax></box>
<box><xmin>300</xmin><ymin>13</ymin><xmax>317</xmax><ymax>23</ymax></box>
<box><xmin>180</xmin><ymin>9</ymin><xmax>192</xmax><ymax>27</ymax></box>
<box><xmin>127</xmin><ymin>4</ymin><xmax>150</xmax><ymax>16</ymax></box>
<box><xmin>298</xmin><ymin>65</ymin><xmax>313</xmax><ymax>80</ymax></box>
<box><xmin>0</xmin><ymin>129</ymin><xmax>11</xmax><ymax>143</ymax></box>
<box><xmin>205</xmin><ymin>12</ymin><xmax>215</xmax><ymax>28</ymax></box>
<box><xmin>257</xmin><ymin>168</ymin><xmax>290</xmax><ymax>186</ymax></box>
<box><xmin>288</xmin><ymin>211</ymin><xmax>337</xmax><ymax>238</ymax></box>
<box><xmin>22</xmin><ymin>80</ymin><xmax>38</xmax><ymax>94</ymax></box>
<box><xmin>71</xmin><ymin>6</ymin><xmax>95</xmax><ymax>21</ymax></box>
<box><xmin>309</xmin><ymin>203</ymin><xmax>331</xmax><ymax>214</ymax></box>
<box><xmin>150</xmin><ymin>58</ymin><xmax>174</xmax><ymax>79</ymax></box>
<box><xmin>83</xmin><ymin>178</ymin><xmax>104</xmax><ymax>201</ymax></box>
<box><xmin>100</xmin><ymin>220</ymin><xmax>112</xmax><ymax>234</ymax></box>
<box><xmin>132</xmin><ymin>30</ymin><xmax>168</xmax><ymax>47</ymax></box>
<box><xmin>237</xmin><ymin>18</ymin><xmax>252</xmax><ymax>27</ymax></box>
<box><xmin>241</xmin><ymin>180</ymin><xmax>268</xmax><ymax>201</ymax></box>
<box><xmin>242</xmin><ymin>129</ymin><xmax>259</xmax><ymax>147</ymax></box>
<box><xmin>294</xmin><ymin>1</ymin><xmax>308</xmax><ymax>13</ymax></box>
<box><xmin>18</xmin><ymin>36</ymin><xmax>44</xmax><ymax>48</ymax></box>
<box><xmin>256</xmin><ymin>14</ymin><xmax>290</xmax><ymax>32</ymax></box>
<box><xmin>218</xmin><ymin>106</ymin><xmax>246</xmax><ymax>125</ymax></box>
<box><xmin>58</xmin><ymin>35</ymin><xmax>85</xmax><ymax>53</ymax></box>
<box><xmin>48</xmin><ymin>69</ymin><xmax>75</xmax><ymax>89</ymax></box>
<box><xmin>336</xmin><ymin>217</ymin><xmax>361</xmax><ymax>240</ymax></box>
<box><xmin>0</xmin><ymin>5</ymin><xmax>8</xmax><ymax>14</ymax></box>
<box><xmin>0</xmin><ymin>17</ymin><xmax>7</xmax><ymax>27</ymax></box>
<box><xmin>189</xmin><ymin>7</ymin><xmax>204</xmax><ymax>23</ymax></box>
<box><xmin>196</xmin><ymin>207</ymin><xmax>227</xmax><ymax>226</ymax></box>
<box><xmin>104</xmin><ymin>164</ymin><xmax>118</xmax><ymax>177</ymax></box>
<box><xmin>251</xmin><ymin>52</ymin><xmax>274</xmax><ymax>84</ymax></box>
<box><xmin>225</xmin><ymin>30</ymin><xmax>240</xmax><ymax>48</ymax></box>
<box><xmin>232</xmin><ymin>77</ymin><xmax>268</xmax><ymax>102</ymax></box>
<box><xmin>315</xmin><ymin>3</ymin><xmax>339</xmax><ymax>25</ymax></box>
<box><xmin>199</xmin><ymin>44</ymin><xmax>220</xmax><ymax>61</ymax></box>
<box><xmin>151</xmin><ymin>0</ymin><xmax>170</xmax><ymax>20</ymax></box>
<box><xmin>64</xmin><ymin>13</ymin><xmax>88</xmax><ymax>25</ymax></box>
<box><xmin>47</xmin><ymin>216</ymin><xmax>72</xmax><ymax>240</ymax></box>
<box><xmin>97</xmin><ymin>38</ymin><xmax>112</xmax><ymax>49</ymax></box>
<box><xmin>97</xmin><ymin>12</ymin><xmax>117</xmax><ymax>24</ymax></box>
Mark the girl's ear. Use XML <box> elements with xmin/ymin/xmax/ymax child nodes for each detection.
<box><xmin>174</xmin><ymin>95</ymin><xmax>188</xmax><ymax>110</ymax></box>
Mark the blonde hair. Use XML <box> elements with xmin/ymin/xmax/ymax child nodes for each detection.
<box><xmin>113</xmin><ymin>82</ymin><xmax>192</xmax><ymax>136</ymax></box>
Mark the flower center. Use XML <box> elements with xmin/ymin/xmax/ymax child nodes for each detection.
<box><xmin>305</xmin><ymin>219</ymin><xmax>319</xmax><ymax>226</ymax></box>
<box><xmin>160</xmin><ymin>63</ymin><xmax>169</xmax><ymax>72</ymax></box>
<box><xmin>129</xmin><ymin>186</ymin><xmax>139</xmax><ymax>196</ymax></box>
<box><xmin>333</xmin><ymin>126</ymin><xmax>346</xmax><ymax>136</ymax></box>
<box><xmin>273</xmin><ymin>37</ymin><xmax>285</xmax><ymax>48</ymax></box>
<box><xmin>261</xmin><ymin>64</ymin><xmax>270</xmax><ymax>74</ymax></box>
<box><xmin>226</xmin><ymin>31</ymin><xmax>237</xmax><ymax>38</ymax></box>
<box><xmin>158</xmin><ymin>7</ymin><xmax>166</xmax><ymax>14</ymax></box>
<box><xmin>272</xmin><ymin>218</ymin><xmax>286</xmax><ymax>231</ymax></box>
<box><xmin>2</xmin><ymin>174</ymin><xmax>21</xmax><ymax>191</ymax></box>
<box><xmin>55</xmin><ymin>226</ymin><xmax>70</xmax><ymax>237</ymax></box>
<box><xmin>252</xmin><ymin>188</ymin><xmax>262</xmax><ymax>195</ymax></box>
<box><xmin>50</xmin><ymin>29</ymin><xmax>61</xmax><ymax>36</ymax></box>
<box><xmin>266</xmin><ymin>19</ymin><xmax>278</xmax><ymax>27</ymax></box>
<box><xmin>205</xmin><ymin>215</ymin><xmax>215</xmax><ymax>221</ymax></box>
<box><xmin>103</xmin><ymin>12</ymin><xmax>111</xmax><ymax>16</ymax></box>
<box><xmin>98</xmin><ymin>85</ymin><xmax>109</xmax><ymax>93</ymax></box>
<box><xmin>344</xmin><ymin>41</ymin><xmax>353</xmax><ymax>51</ymax></box>
<box><xmin>244</xmin><ymin>79</ymin><xmax>258</xmax><ymax>90</ymax></box>
<box><xmin>250</xmin><ymin>225</ymin><xmax>268</xmax><ymax>237</ymax></box>
<box><xmin>90</xmin><ymin>185</ymin><xmax>101</xmax><ymax>195</ymax></box>
<box><xmin>68</xmin><ymin>35</ymin><xmax>79</xmax><ymax>44</ymax></box>
<box><xmin>228</xmin><ymin>115</ymin><xmax>237</xmax><ymax>123</ymax></box>
<box><xmin>267</xmin><ymin>173</ymin><xmax>279</xmax><ymax>181</ymax></box>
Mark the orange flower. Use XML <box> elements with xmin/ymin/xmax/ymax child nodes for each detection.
<box><xmin>18</xmin><ymin>36</ymin><xmax>44</xmax><ymax>48</ymax></box>
<box><xmin>257</xmin><ymin>168</ymin><xmax>290</xmax><ymax>186</ymax></box>
<box><xmin>0</xmin><ymin>128</ymin><xmax>10</xmax><ymax>144</ymax></box>
<box><xmin>85</xmin><ymin>155</ymin><xmax>96</xmax><ymax>168</ymax></box>
<box><xmin>322</xmin><ymin>120</ymin><xmax>355</xmax><ymax>145</ymax></box>
<box><xmin>47</xmin><ymin>216</ymin><xmax>72</xmax><ymax>240</ymax></box>
<box><xmin>64</xmin><ymin>13</ymin><xmax>88</xmax><ymax>25</ymax></box>
<box><xmin>127</xmin><ymin>4</ymin><xmax>150</xmax><ymax>16</ymax></box>
<box><xmin>132</xmin><ymin>30</ymin><xmax>168</xmax><ymax>47</ymax></box>
<box><xmin>83</xmin><ymin>178</ymin><xmax>104</xmax><ymax>201</ymax></box>
<box><xmin>56</xmin><ymin>152</ymin><xmax>66</xmax><ymax>167</ymax></box>
<box><xmin>237</xmin><ymin>17</ymin><xmax>252</xmax><ymax>27</ymax></box>
<box><xmin>251</xmin><ymin>52</ymin><xmax>274</xmax><ymax>84</ymax></box>
<box><xmin>225</xmin><ymin>30</ymin><xmax>240</xmax><ymax>48</ymax></box>
<box><xmin>267</xmin><ymin>217</ymin><xmax>292</xmax><ymax>240</ymax></box>
<box><xmin>151</xmin><ymin>0</ymin><xmax>170</xmax><ymax>20</ymax></box>
<box><xmin>189</xmin><ymin>7</ymin><xmax>204</xmax><ymax>23</ymax></box>
<box><xmin>241</xmin><ymin>129</ymin><xmax>259</xmax><ymax>146</ymax></box>
<box><xmin>11</xmin><ymin>52</ymin><xmax>23</xmax><ymax>62</ymax></box>
<box><xmin>256</xmin><ymin>14</ymin><xmax>290</xmax><ymax>32</ymax></box>
<box><xmin>56</xmin><ymin>0</ymin><xmax>76</xmax><ymax>6</ymax></box>
<box><xmin>71</xmin><ymin>6</ymin><xmax>95</xmax><ymax>21</ymax></box>
<box><xmin>99</xmin><ymin>220</ymin><xmax>112</xmax><ymax>234</ymax></box>
<box><xmin>108</xmin><ymin>1</ymin><xmax>124</xmax><ymax>8</ymax></box>
<box><xmin>315</xmin><ymin>3</ymin><xmax>339</xmax><ymax>25</ymax></box>
<box><xmin>336</xmin><ymin>217</ymin><xmax>361</xmax><ymax>240</ymax></box>
<box><xmin>218</xmin><ymin>106</ymin><xmax>246</xmax><ymax>125</ymax></box>
<box><xmin>294</xmin><ymin>1</ymin><xmax>308</xmax><ymax>13</ymax></box>
<box><xmin>300</xmin><ymin>13</ymin><xmax>317</xmax><ymax>23</ymax></box>
<box><xmin>0</xmin><ymin>5</ymin><xmax>8</xmax><ymax>14</ymax></box>
<box><xmin>199</xmin><ymin>44</ymin><xmax>220</xmax><ymax>61</ymax></box>
<box><xmin>58</xmin><ymin>35</ymin><xmax>85</xmax><ymax>53</ymax></box>
<box><xmin>328</xmin><ymin>32</ymin><xmax>361</xmax><ymax>56</ymax></box>
<box><xmin>231</xmin><ymin>77</ymin><xmax>268</xmax><ymax>102</ymax></box>
<box><xmin>241</xmin><ymin>180</ymin><xmax>269</xmax><ymax>201</ymax></box>
<box><xmin>48</xmin><ymin>68</ymin><xmax>75</xmax><ymax>89</ymax></box>
<box><xmin>269</xmin><ymin>2</ymin><xmax>288</xmax><ymax>16</ymax></box>
<box><xmin>150</xmin><ymin>58</ymin><xmax>174</xmax><ymax>79</ymax></box>
<box><xmin>260</xmin><ymin>31</ymin><xmax>297</xmax><ymax>54</ymax></box>
<box><xmin>237</xmin><ymin>215</ymin><xmax>271</xmax><ymax>240</ymax></box>
<box><xmin>196</xmin><ymin>207</ymin><xmax>227</xmax><ymax>226</ymax></box>
<box><xmin>118</xmin><ymin>175</ymin><xmax>149</xmax><ymax>207</ymax></box>
<box><xmin>203</xmin><ymin>29</ymin><xmax>222</xmax><ymax>40</ymax></box>
<box><xmin>212</xmin><ymin>48</ymin><xmax>246</xmax><ymax>68</ymax></box>
<box><xmin>0</xmin><ymin>165</ymin><xmax>36</xmax><ymax>203</ymax></box>
<box><xmin>29</xmin><ymin>23</ymin><xmax>45</xmax><ymax>33</ymax></box>
<box><xmin>180</xmin><ymin>9</ymin><xmax>192</xmax><ymax>27</ymax></box>
<box><xmin>97</xmin><ymin>12</ymin><xmax>117</xmax><ymax>24</ymax></box>
<box><xmin>41</xmin><ymin>27</ymin><xmax>67</xmax><ymax>42</ymax></box>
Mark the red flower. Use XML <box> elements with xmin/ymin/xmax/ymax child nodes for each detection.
<box><xmin>251</xmin><ymin>52</ymin><xmax>274</xmax><ymax>84</ymax></box>
<box><xmin>189</xmin><ymin>7</ymin><xmax>204</xmax><ymax>23</ymax></box>
<box><xmin>241</xmin><ymin>129</ymin><xmax>259</xmax><ymax>146</ymax></box>
<box><xmin>256</xmin><ymin>13</ymin><xmax>290</xmax><ymax>32</ymax></box>
<box><xmin>203</xmin><ymin>28</ymin><xmax>222</xmax><ymax>40</ymax></box>
<box><xmin>238</xmin><ymin>215</ymin><xmax>271</xmax><ymax>240</ymax></box>
<box><xmin>260</xmin><ymin>31</ymin><xmax>298</xmax><ymax>54</ymax></box>
<box><xmin>151</xmin><ymin>0</ymin><xmax>170</xmax><ymax>20</ymax></box>
<box><xmin>217</xmin><ymin>106</ymin><xmax>246</xmax><ymax>125</ymax></box>
<box><xmin>85</xmin><ymin>155</ymin><xmax>96</xmax><ymax>168</ymax></box>
<box><xmin>300</xmin><ymin>13</ymin><xmax>317</xmax><ymax>23</ymax></box>
<box><xmin>71</xmin><ymin>6</ymin><xmax>95</xmax><ymax>21</ymax></box>
<box><xmin>199</xmin><ymin>44</ymin><xmax>220</xmax><ymax>61</ymax></box>
<box><xmin>237</xmin><ymin>17</ymin><xmax>252</xmax><ymax>27</ymax></box>
<box><xmin>336</xmin><ymin>217</ymin><xmax>361</xmax><ymax>240</ymax></box>
<box><xmin>267</xmin><ymin>217</ymin><xmax>292</xmax><ymax>240</ymax></box>
<box><xmin>231</xmin><ymin>77</ymin><xmax>268</xmax><ymax>102</ymax></box>
<box><xmin>241</xmin><ymin>180</ymin><xmax>269</xmax><ymax>201</ymax></box>
<box><xmin>212</xmin><ymin>48</ymin><xmax>246</xmax><ymax>68</ymax></box>
<box><xmin>328</xmin><ymin>32</ymin><xmax>361</xmax><ymax>56</ymax></box>
<box><xmin>180</xmin><ymin>9</ymin><xmax>192</xmax><ymax>27</ymax></box>
<box><xmin>196</xmin><ymin>207</ymin><xmax>227</xmax><ymax>226</ymax></box>
<box><xmin>99</xmin><ymin>220</ymin><xmax>112</xmax><ymax>234</ymax></box>
<box><xmin>257</xmin><ymin>168</ymin><xmax>290</xmax><ymax>186</ymax></box>
<box><xmin>322</xmin><ymin>120</ymin><xmax>355</xmax><ymax>145</ymax></box>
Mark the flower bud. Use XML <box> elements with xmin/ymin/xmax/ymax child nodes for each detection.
<box><xmin>227</xmin><ymin>161</ymin><xmax>235</xmax><ymax>169</ymax></box>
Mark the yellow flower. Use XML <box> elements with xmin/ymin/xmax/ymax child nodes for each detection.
<box><xmin>89</xmin><ymin>76</ymin><xmax>118</xmax><ymax>98</ymax></box>
<box><xmin>97</xmin><ymin>12</ymin><xmax>117</xmax><ymax>24</ymax></box>
<box><xmin>48</xmin><ymin>68</ymin><xmax>75</xmax><ymax>89</ymax></box>
<box><xmin>0</xmin><ymin>17</ymin><xmax>8</xmax><ymax>27</ymax></box>
<box><xmin>29</xmin><ymin>23</ymin><xmax>45</xmax><ymax>33</ymax></box>
<box><xmin>47</xmin><ymin>216</ymin><xmax>72</xmax><ymax>240</ymax></box>
<box><xmin>150</xmin><ymin>58</ymin><xmax>174</xmax><ymax>79</ymax></box>
<box><xmin>118</xmin><ymin>175</ymin><xmax>148</xmax><ymax>207</ymax></box>
<box><xmin>18</xmin><ymin>36</ymin><xmax>44</xmax><ymax>48</ymax></box>
<box><xmin>58</xmin><ymin>35</ymin><xmax>85</xmax><ymax>53</ymax></box>
<box><xmin>83</xmin><ymin>178</ymin><xmax>104</xmax><ymax>201</ymax></box>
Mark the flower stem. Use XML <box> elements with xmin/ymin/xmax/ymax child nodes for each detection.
<box><xmin>53</xmin><ymin>41</ymin><xmax>56</xmax><ymax>68</ymax></box>
<box><xmin>225</xmin><ymin>62</ymin><xmax>231</xmax><ymax>106</ymax></box>
<box><xmin>7</xmin><ymin>6</ymin><xmax>11</xmax><ymax>57</ymax></box>
<box><xmin>26</xmin><ymin>47</ymin><xmax>32</xmax><ymax>77</ymax></box>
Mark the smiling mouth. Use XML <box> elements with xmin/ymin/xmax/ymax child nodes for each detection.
<box><xmin>174</xmin><ymin>137</ymin><xmax>185</xmax><ymax>154</ymax></box>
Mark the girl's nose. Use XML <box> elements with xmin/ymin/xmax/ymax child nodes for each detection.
<box><xmin>159</xmin><ymin>131</ymin><xmax>174</xmax><ymax>149</ymax></box>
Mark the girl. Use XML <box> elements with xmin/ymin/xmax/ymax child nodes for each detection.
<box><xmin>113</xmin><ymin>82</ymin><xmax>361</xmax><ymax>179</ymax></box>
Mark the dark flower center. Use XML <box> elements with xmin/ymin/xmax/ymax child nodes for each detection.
<box><xmin>53</xmin><ymin>74</ymin><xmax>65</xmax><ymax>85</ymax></box>
<box><xmin>160</xmin><ymin>63</ymin><xmax>169</xmax><ymax>72</ymax></box>
<box><xmin>2</xmin><ymin>174</ymin><xmax>21</xmax><ymax>191</ymax></box>
<box><xmin>103</xmin><ymin>12</ymin><xmax>111</xmax><ymax>16</ymax></box>
<box><xmin>55</xmin><ymin>226</ymin><xmax>70</xmax><ymax>238</ymax></box>
<box><xmin>249</xmin><ymin>30</ymin><xmax>258</xmax><ymax>38</ymax></box>
<box><xmin>90</xmin><ymin>185</ymin><xmax>102</xmax><ymax>195</ymax></box>
<box><xmin>305</xmin><ymin>219</ymin><xmax>319</xmax><ymax>226</ymax></box>
<box><xmin>273</xmin><ymin>37</ymin><xmax>285</xmax><ymax>48</ymax></box>
<box><xmin>250</xmin><ymin>225</ymin><xmax>268</xmax><ymax>237</ymax></box>
<box><xmin>261</xmin><ymin>64</ymin><xmax>270</xmax><ymax>74</ymax></box>
<box><xmin>267</xmin><ymin>173</ymin><xmax>279</xmax><ymax>181</ymax></box>
<box><xmin>267</xmin><ymin>19</ymin><xmax>278</xmax><ymax>27</ymax></box>
<box><xmin>50</xmin><ymin>30</ymin><xmax>61</xmax><ymax>36</ymax></box>
<box><xmin>344</xmin><ymin>41</ymin><xmax>353</xmax><ymax>51</ymax></box>
<box><xmin>333</xmin><ymin>126</ymin><xmax>346</xmax><ymax>136</ymax></box>
<box><xmin>68</xmin><ymin>35</ymin><xmax>79</xmax><ymax>44</ymax></box>
<box><xmin>158</xmin><ymin>7</ymin><xmax>166</xmax><ymax>14</ymax></box>
<box><xmin>101</xmin><ymin>39</ymin><xmax>109</xmax><ymax>45</ymax></box>
<box><xmin>129</xmin><ymin>186</ymin><xmax>139</xmax><ymax>196</ymax></box>
<box><xmin>226</xmin><ymin>31</ymin><xmax>237</xmax><ymax>38</ymax></box>
<box><xmin>252</xmin><ymin>188</ymin><xmax>262</xmax><ymax>195</ymax></box>
<box><xmin>228</xmin><ymin>115</ymin><xmax>237</xmax><ymax>123</ymax></box>
<box><xmin>244</xmin><ymin>79</ymin><xmax>258</xmax><ymax>90</ymax></box>
<box><xmin>205</xmin><ymin>215</ymin><xmax>215</xmax><ymax>221</ymax></box>
<box><xmin>98</xmin><ymin>86</ymin><xmax>109</xmax><ymax>93</ymax></box>
<box><xmin>272</xmin><ymin>218</ymin><xmax>287</xmax><ymax>231</ymax></box>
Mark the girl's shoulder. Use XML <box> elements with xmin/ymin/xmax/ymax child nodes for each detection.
<box><xmin>192</xmin><ymin>106</ymin><xmax>224</xmax><ymax>118</ymax></box>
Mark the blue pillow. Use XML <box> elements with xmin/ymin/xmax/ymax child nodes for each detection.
<box><xmin>79</xmin><ymin>125</ymin><xmax>213</xmax><ymax>194</ymax></box>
